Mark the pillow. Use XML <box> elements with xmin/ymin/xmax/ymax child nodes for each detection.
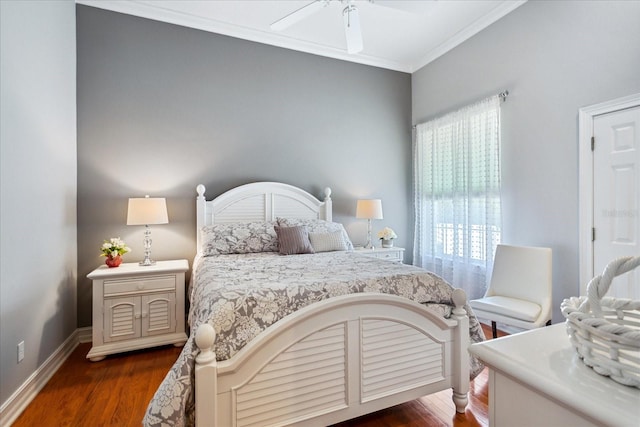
<box><xmin>276</xmin><ymin>218</ymin><xmax>354</xmax><ymax>250</ymax></box>
<box><xmin>201</xmin><ymin>221</ymin><xmax>278</xmax><ymax>256</ymax></box>
<box><xmin>274</xmin><ymin>225</ymin><xmax>315</xmax><ymax>255</ymax></box>
<box><xmin>309</xmin><ymin>231</ymin><xmax>348</xmax><ymax>253</ymax></box>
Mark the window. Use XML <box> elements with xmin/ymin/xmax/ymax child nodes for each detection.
<box><xmin>413</xmin><ymin>95</ymin><xmax>502</xmax><ymax>299</ymax></box>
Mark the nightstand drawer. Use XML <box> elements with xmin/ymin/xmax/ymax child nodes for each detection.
<box><xmin>104</xmin><ymin>275</ymin><xmax>175</xmax><ymax>296</ymax></box>
<box><xmin>371</xmin><ymin>251</ymin><xmax>401</xmax><ymax>261</ymax></box>
<box><xmin>355</xmin><ymin>247</ymin><xmax>405</xmax><ymax>263</ymax></box>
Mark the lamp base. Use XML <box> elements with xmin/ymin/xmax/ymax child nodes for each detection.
<box><xmin>364</xmin><ymin>218</ymin><xmax>373</xmax><ymax>249</ymax></box>
<box><xmin>139</xmin><ymin>225</ymin><xmax>156</xmax><ymax>266</ymax></box>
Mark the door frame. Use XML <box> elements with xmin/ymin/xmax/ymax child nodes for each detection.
<box><xmin>578</xmin><ymin>93</ymin><xmax>640</xmax><ymax>295</ymax></box>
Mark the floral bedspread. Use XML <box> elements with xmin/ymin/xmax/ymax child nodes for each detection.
<box><xmin>144</xmin><ymin>251</ymin><xmax>485</xmax><ymax>427</ymax></box>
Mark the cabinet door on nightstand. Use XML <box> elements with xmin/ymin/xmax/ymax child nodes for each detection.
<box><xmin>104</xmin><ymin>296</ymin><xmax>141</xmax><ymax>343</ymax></box>
<box><xmin>142</xmin><ymin>293</ymin><xmax>176</xmax><ymax>337</ymax></box>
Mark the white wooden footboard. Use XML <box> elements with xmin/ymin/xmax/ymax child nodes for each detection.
<box><xmin>195</xmin><ymin>290</ymin><xmax>469</xmax><ymax>427</ymax></box>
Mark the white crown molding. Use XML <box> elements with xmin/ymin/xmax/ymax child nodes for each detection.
<box><xmin>76</xmin><ymin>0</ymin><xmax>410</xmax><ymax>72</ymax></box>
<box><xmin>410</xmin><ymin>0</ymin><xmax>527</xmax><ymax>73</ymax></box>
<box><xmin>76</xmin><ymin>0</ymin><xmax>526</xmax><ymax>73</ymax></box>
<box><xmin>0</xmin><ymin>329</ymin><xmax>82</xmax><ymax>426</ymax></box>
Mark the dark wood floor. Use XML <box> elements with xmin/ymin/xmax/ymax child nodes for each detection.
<box><xmin>12</xmin><ymin>324</ymin><xmax>505</xmax><ymax>427</ymax></box>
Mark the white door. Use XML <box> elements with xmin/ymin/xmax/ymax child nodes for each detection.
<box><xmin>592</xmin><ymin>106</ymin><xmax>640</xmax><ymax>299</ymax></box>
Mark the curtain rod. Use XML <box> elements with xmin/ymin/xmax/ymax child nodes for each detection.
<box><xmin>412</xmin><ymin>90</ymin><xmax>509</xmax><ymax>130</ymax></box>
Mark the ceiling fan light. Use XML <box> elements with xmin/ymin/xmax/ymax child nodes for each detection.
<box><xmin>343</xmin><ymin>5</ymin><xmax>363</xmax><ymax>54</ymax></box>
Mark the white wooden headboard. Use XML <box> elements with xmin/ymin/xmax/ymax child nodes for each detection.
<box><xmin>196</xmin><ymin>182</ymin><xmax>332</xmax><ymax>250</ymax></box>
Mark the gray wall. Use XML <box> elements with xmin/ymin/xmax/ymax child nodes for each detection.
<box><xmin>412</xmin><ymin>0</ymin><xmax>640</xmax><ymax>322</ymax></box>
<box><xmin>0</xmin><ymin>0</ymin><xmax>77</xmax><ymax>408</ymax></box>
<box><xmin>76</xmin><ymin>6</ymin><xmax>412</xmax><ymax>327</ymax></box>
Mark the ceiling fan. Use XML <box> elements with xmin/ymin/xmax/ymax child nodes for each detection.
<box><xmin>270</xmin><ymin>0</ymin><xmax>434</xmax><ymax>55</ymax></box>
<box><xmin>271</xmin><ymin>0</ymin><xmax>363</xmax><ymax>54</ymax></box>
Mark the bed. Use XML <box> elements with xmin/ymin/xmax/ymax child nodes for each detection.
<box><xmin>144</xmin><ymin>182</ymin><xmax>484</xmax><ymax>427</ymax></box>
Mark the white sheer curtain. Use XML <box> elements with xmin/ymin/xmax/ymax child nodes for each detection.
<box><xmin>413</xmin><ymin>95</ymin><xmax>502</xmax><ymax>300</ymax></box>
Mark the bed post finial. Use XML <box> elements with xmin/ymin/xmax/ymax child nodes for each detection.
<box><xmin>197</xmin><ymin>184</ymin><xmax>206</xmax><ymax>199</ymax></box>
<box><xmin>195</xmin><ymin>323</ymin><xmax>216</xmax><ymax>362</ymax></box>
<box><xmin>452</xmin><ymin>288</ymin><xmax>467</xmax><ymax>312</ymax></box>
<box><xmin>324</xmin><ymin>187</ymin><xmax>332</xmax><ymax>201</ymax></box>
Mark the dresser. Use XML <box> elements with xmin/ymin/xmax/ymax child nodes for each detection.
<box><xmin>87</xmin><ymin>259</ymin><xmax>189</xmax><ymax>361</ymax></box>
<box><xmin>469</xmin><ymin>324</ymin><xmax>639</xmax><ymax>426</ymax></box>
<box><xmin>354</xmin><ymin>246</ymin><xmax>404</xmax><ymax>263</ymax></box>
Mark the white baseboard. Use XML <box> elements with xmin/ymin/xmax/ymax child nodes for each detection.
<box><xmin>78</xmin><ymin>326</ymin><xmax>92</xmax><ymax>344</ymax></box>
<box><xmin>0</xmin><ymin>328</ymin><xmax>89</xmax><ymax>426</ymax></box>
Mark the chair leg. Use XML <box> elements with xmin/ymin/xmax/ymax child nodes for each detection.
<box><xmin>491</xmin><ymin>321</ymin><xmax>497</xmax><ymax>339</ymax></box>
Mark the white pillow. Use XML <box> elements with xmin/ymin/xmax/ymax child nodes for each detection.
<box><xmin>309</xmin><ymin>231</ymin><xmax>348</xmax><ymax>252</ymax></box>
<box><xmin>276</xmin><ymin>218</ymin><xmax>354</xmax><ymax>250</ymax></box>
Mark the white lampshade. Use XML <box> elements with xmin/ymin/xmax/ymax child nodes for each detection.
<box><xmin>356</xmin><ymin>199</ymin><xmax>383</xmax><ymax>220</ymax></box>
<box><xmin>127</xmin><ymin>196</ymin><xmax>169</xmax><ymax>225</ymax></box>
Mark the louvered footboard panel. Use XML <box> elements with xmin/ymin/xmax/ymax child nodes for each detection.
<box><xmin>235</xmin><ymin>323</ymin><xmax>348</xmax><ymax>427</ymax></box>
<box><xmin>361</xmin><ymin>319</ymin><xmax>445</xmax><ymax>402</ymax></box>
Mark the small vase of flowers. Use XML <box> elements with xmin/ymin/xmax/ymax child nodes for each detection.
<box><xmin>100</xmin><ymin>237</ymin><xmax>131</xmax><ymax>268</ymax></box>
<box><xmin>377</xmin><ymin>227</ymin><xmax>397</xmax><ymax>248</ymax></box>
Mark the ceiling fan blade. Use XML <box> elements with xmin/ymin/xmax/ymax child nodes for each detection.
<box><xmin>343</xmin><ymin>5</ymin><xmax>363</xmax><ymax>54</ymax></box>
<box><xmin>270</xmin><ymin>1</ymin><xmax>328</xmax><ymax>31</ymax></box>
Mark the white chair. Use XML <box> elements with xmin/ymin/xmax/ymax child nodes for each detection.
<box><xmin>470</xmin><ymin>244</ymin><xmax>552</xmax><ymax>338</ymax></box>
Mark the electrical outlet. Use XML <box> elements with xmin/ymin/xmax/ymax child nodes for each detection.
<box><xmin>17</xmin><ymin>341</ymin><xmax>24</xmax><ymax>363</ymax></box>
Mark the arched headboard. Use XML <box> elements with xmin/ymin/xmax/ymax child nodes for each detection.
<box><xmin>196</xmin><ymin>182</ymin><xmax>332</xmax><ymax>250</ymax></box>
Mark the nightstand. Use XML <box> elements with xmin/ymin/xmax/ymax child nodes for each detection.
<box><xmin>355</xmin><ymin>246</ymin><xmax>405</xmax><ymax>263</ymax></box>
<box><xmin>87</xmin><ymin>259</ymin><xmax>189</xmax><ymax>362</ymax></box>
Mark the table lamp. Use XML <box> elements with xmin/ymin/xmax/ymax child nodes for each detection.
<box><xmin>127</xmin><ymin>195</ymin><xmax>168</xmax><ymax>266</ymax></box>
<box><xmin>356</xmin><ymin>199</ymin><xmax>383</xmax><ymax>249</ymax></box>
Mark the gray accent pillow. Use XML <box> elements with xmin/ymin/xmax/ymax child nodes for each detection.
<box><xmin>274</xmin><ymin>225</ymin><xmax>315</xmax><ymax>255</ymax></box>
<box><xmin>309</xmin><ymin>231</ymin><xmax>348</xmax><ymax>252</ymax></box>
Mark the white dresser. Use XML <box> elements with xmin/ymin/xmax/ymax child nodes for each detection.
<box><xmin>469</xmin><ymin>324</ymin><xmax>640</xmax><ymax>427</ymax></box>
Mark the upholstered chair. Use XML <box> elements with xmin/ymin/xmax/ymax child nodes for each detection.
<box><xmin>470</xmin><ymin>244</ymin><xmax>552</xmax><ymax>338</ymax></box>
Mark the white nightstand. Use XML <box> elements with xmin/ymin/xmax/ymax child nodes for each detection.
<box><xmin>87</xmin><ymin>259</ymin><xmax>189</xmax><ymax>362</ymax></box>
<box><xmin>355</xmin><ymin>246</ymin><xmax>405</xmax><ymax>263</ymax></box>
